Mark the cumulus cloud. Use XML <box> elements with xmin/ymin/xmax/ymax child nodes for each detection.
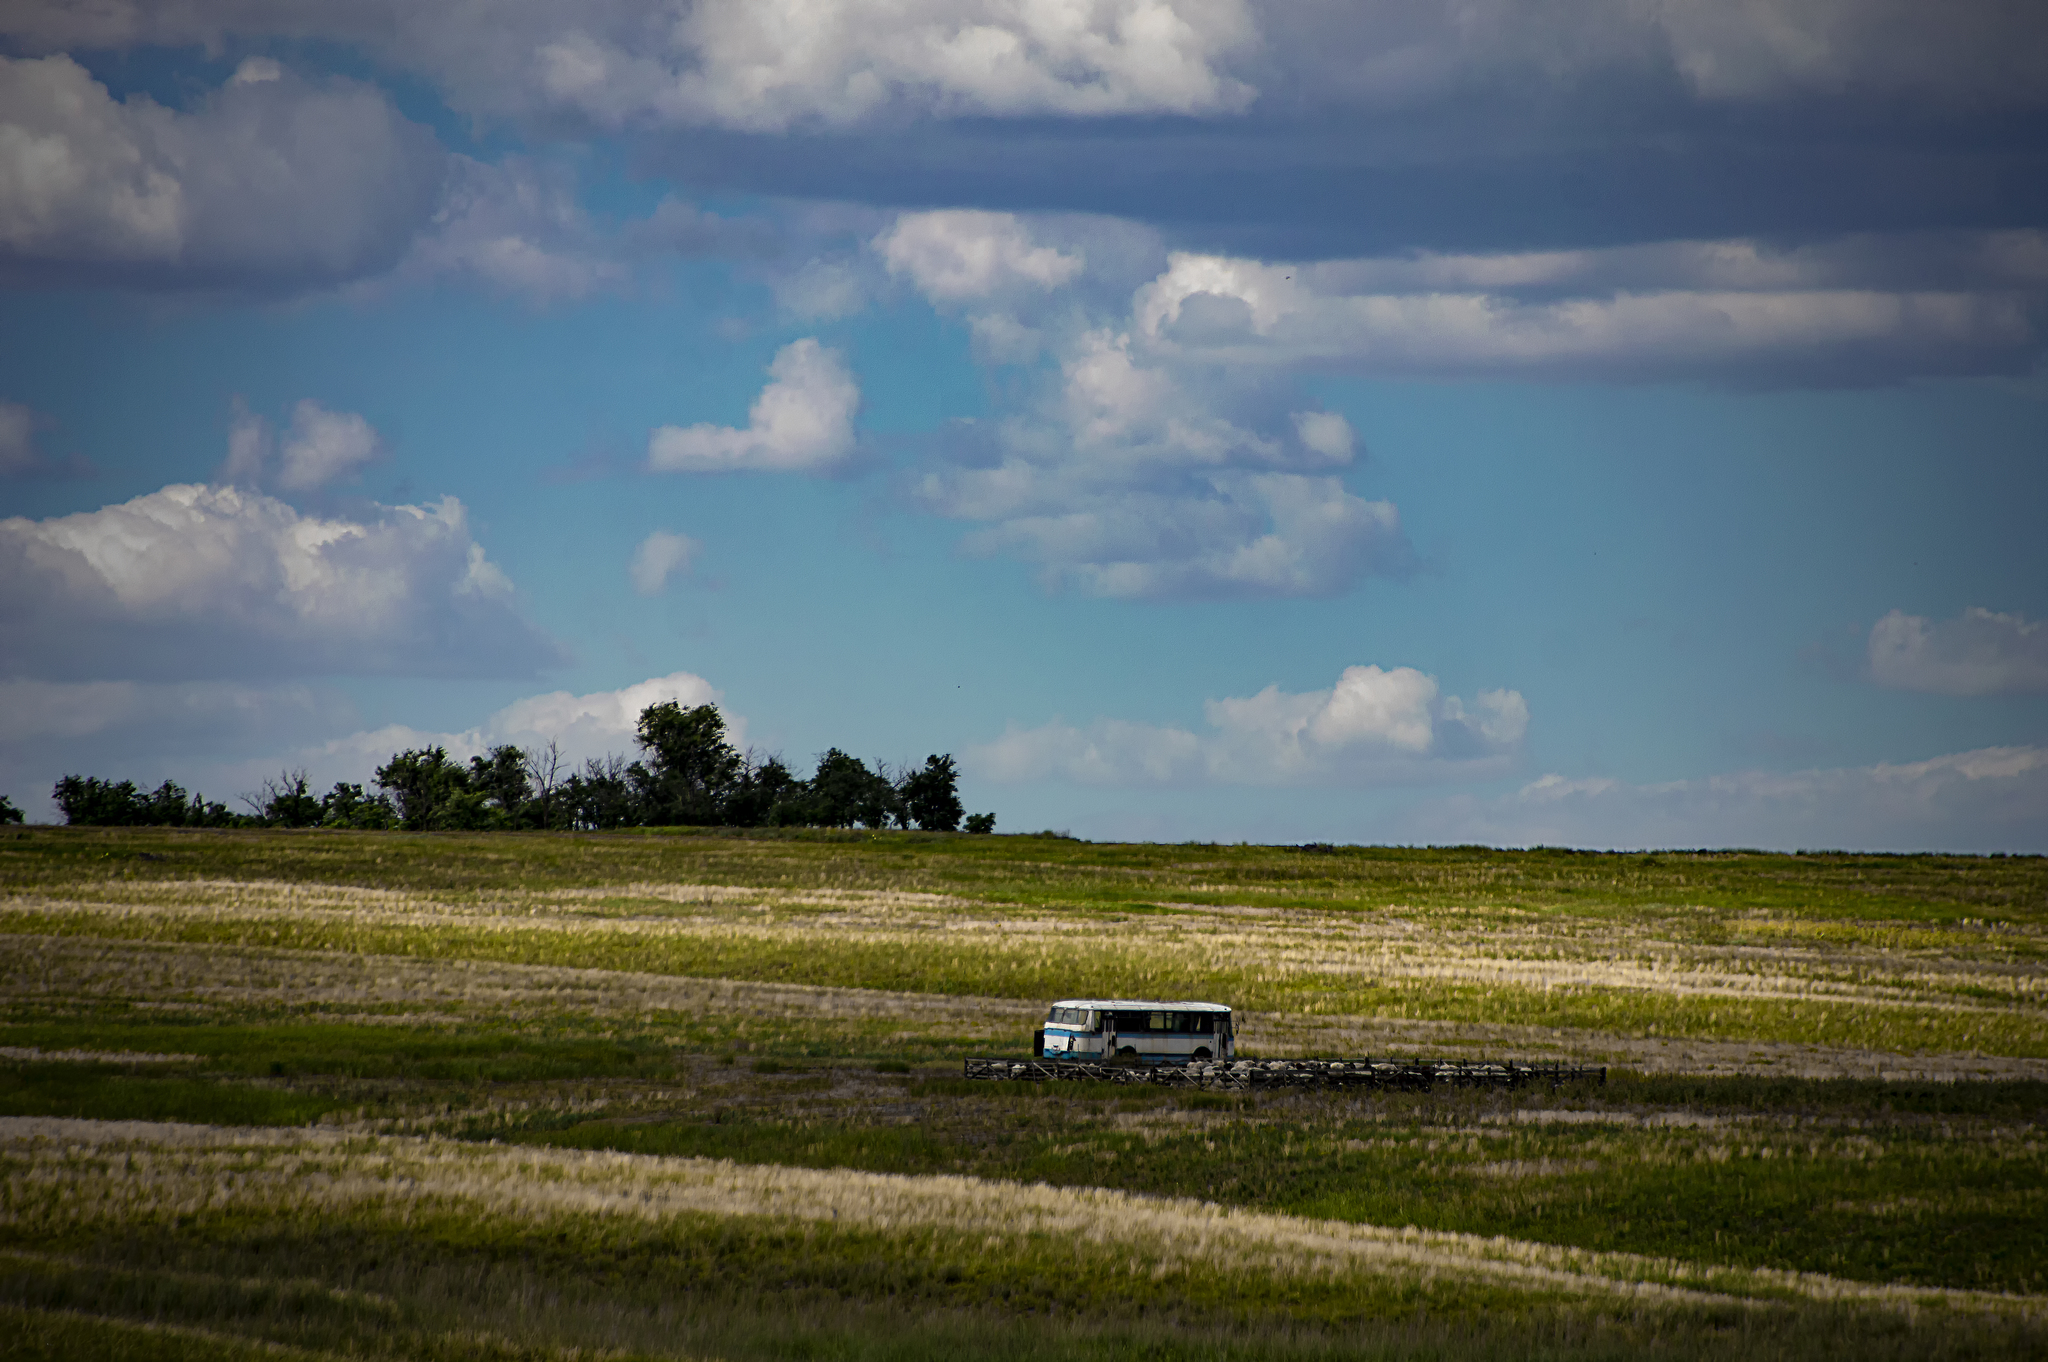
<box><xmin>917</xmin><ymin>322</ymin><xmax>1410</xmax><ymax>598</ymax></box>
<box><xmin>0</xmin><ymin>54</ymin><xmax>442</xmax><ymax>291</ymax></box>
<box><xmin>648</xmin><ymin>339</ymin><xmax>861</xmax><ymax>473</ymax></box>
<box><xmin>1868</xmin><ymin>607</ymin><xmax>2048</xmax><ymax>696</ymax></box>
<box><xmin>1132</xmin><ymin>237</ymin><xmax>2045</xmax><ymax>384</ymax></box>
<box><xmin>628</xmin><ymin>530</ymin><xmax>700</xmax><ymax>595</ymax></box>
<box><xmin>522</xmin><ymin>0</ymin><xmax>1257</xmax><ymax>131</ymax></box>
<box><xmin>971</xmin><ymin>664</ymin><xmax>1527</xmax><ymax>786</ymax></box>
<box><xmin>875</xmin><ymin>211</ymin><xmax>1085</xmax><ymax>302</ymax></box>
<box><xmin>0</xmin><ymin>483</ymin><xmax>564</xmax><ymax>681</ymax></box>
<box><xmin>9</xmin><ymin>1</ymin><xmax>2046</xmax><ymax>127</ymax></box>
<box><xmin>1399</xmin><ymin>746</ymin><xmax>2048</xmax><ymax>854</ymax></box>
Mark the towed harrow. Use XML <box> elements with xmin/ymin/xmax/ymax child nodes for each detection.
<box><xmin>963</xmin><ymin>1056</ymin><xmax>1606</xmax><ymax>1091</ymax></box>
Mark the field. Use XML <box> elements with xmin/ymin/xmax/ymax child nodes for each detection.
<box><xmin>1</xmin><ymin>827</ymin><xmax>2044</xmax><ymax>1360</ymax></box>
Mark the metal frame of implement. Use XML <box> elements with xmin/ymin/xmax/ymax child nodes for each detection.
<box><xmin>963</xmin><ymin>1056</ymin><xmax>1606</xmax><ymax>1090</ymax></box>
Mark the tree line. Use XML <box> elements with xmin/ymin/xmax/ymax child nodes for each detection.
<box><xmin>45</xmin><ymin>701</ymin><xmax>995</xmax><ymax>835</ymax></box>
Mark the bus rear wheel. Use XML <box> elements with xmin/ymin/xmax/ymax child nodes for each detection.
<box><xmin>1192</xmin><ymin>1047</ymin><xmax>1212</xmax><ymax>1060</ymax></box>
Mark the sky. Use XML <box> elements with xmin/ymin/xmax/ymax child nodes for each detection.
<box><xmin>1</xmin><ymin>0</ymin><xmax>2045</xmax><ymax>850</ymax></box>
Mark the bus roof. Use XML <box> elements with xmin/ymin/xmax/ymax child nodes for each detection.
<box><xmin>1050</xmin><ymin>999</ymin><xmax>1232</xmax><ymax>1012</ymax></box>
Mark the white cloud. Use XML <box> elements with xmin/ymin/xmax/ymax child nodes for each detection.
<box><xmin>277</xmin><ymin>402</ymin><xmax>387</xmax><ymax>491</ymax></box>
<box><xmin>971</xmin><ymin>664</ymin><xmax>1526</xmax><ymax>786</ymax></box>
<box><xmin>628</xmin><ymin>530</ymin><xmax>700</xmax><ymax>595</ymax></box>
<box><xmin>221</xmin><ymin>398</ymin><xmax>391</xmax><ymax>494</ymax></box>
<box><xmin>522</xmin><ymin>0</ymin><xmax>1257</xmax><ymax>131</ymax></box>
<box><xmin>918</xmin><ymin>322</ymin><xmax>1410</xmax><ymax>598</ymax></box>
<box><xmin>7</xmin><ymin>2</ymin><xmax>2046</xmax><ymax>142</ymax></box>
<box><xmin>1868</xmin><ymin>607</ymin><xmax>2048</xmax><ymax>696</ymax></box>
<box><xmin>1399</xmin><ymin>746</ymin><xmax>2048</xmax><ymax>854</ymax></box>
<box><xmin>0</xmin><ymin>482</ymin><xmax>563</xmax><ymax>681</ymax></box>
<box><xmin>0</xmin><ymin>54</ymin><xmax>442</xmax><ymax>290</ymax></box>
<box><xmin>1290</xmin><ymin>410</ymin><xmax>1354</xmax><ymax>463</ymax></box>
<box><xmin>648</xmin><ymin>339</ymin><xmax>861</xmax><ymax>473</ymax></box>
<box><xmin>875</xmin><ymin>210</ymin><xmax>1084</xmax><ymax>302</ymax></box>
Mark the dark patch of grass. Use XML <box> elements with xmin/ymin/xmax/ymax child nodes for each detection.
<box><xmin>0</xmin><ymin>1018</ymin><xmax>688</xmax><ymax>1084</ymax></box>
<box><xmin>1607</xmin><ymin>1071</ymin><xmax>2048</xmax><ymax>1119</ymax></box>
<box><xmin>0</xmin><ymin>1061</ymin><xmax>351</xmax><ymax>1127</ymax></box>
<box><xmin>13</xmin><ymin>1208</ymin><xmax>2047</xmax><ymax>1362</ymax></box>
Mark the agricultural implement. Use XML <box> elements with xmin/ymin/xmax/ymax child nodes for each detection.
<box><xmin>962</xmin><ymin>1056</ymin><xmax>1606</xmax><ymax>1091</ymax></box>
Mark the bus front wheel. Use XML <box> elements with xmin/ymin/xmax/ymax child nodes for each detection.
<box><xmin>1192</xmin><ymin>1047</ymin><xmax>1212</xmax><ymax>1060</ymax></box>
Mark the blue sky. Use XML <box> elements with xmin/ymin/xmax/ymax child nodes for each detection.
<box><xmin>2</xmin><ymin>1</ymin><xmax>2045</xmax><ymax>849</ymax></box>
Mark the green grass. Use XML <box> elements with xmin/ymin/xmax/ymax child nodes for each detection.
<box><xmin>5</xmin><ymin>1205</ymin><xmax>2042</xmax><ymax>1362</ymax></box>
<box><xmin>0</xmin><ymin>1061</ymin><xmax>352</xmax><ymax>1127</ymax></box>
<box><xmin>4</xmin><ymin>826</ymin><xmax>2043</xmax><ymax>924</ymax></box>
<box><xmin>519</xmin><ymin>1075</ymin><xmax>2048</xmax><ymax>1295</ymax></box>
<box><xmin>2</xmin><ymin>827</ymin><xmax>2043</xmax><ymax>1359</ymax></box>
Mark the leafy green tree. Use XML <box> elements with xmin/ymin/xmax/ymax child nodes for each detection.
<box><xmin>468</xmin><ymin>745</ymin><xmax>532</xmax><ymax>825</ymax></box>
<box><xmin>898</xmin><ymin>754</ymin><xmax>964</xmax><ymax>831</ymax></box>
<box><xmin>373</xmin><ymin>747</ymin><xmax>491</xmax><ymax>830</ymax></box>
<box><xmin>562</xmin><ymin>755</ymin><xmax>638</xmax><ymax>830</ymax></box>
<box><xmin>634</xmin><ymin>701</ymin><xmax>742</xmax><ymax>825</ymax></box>
<box><xmin>52</xmin><ymin>776</ymin><xmax>237</xmax><ymax>827</ymax></box>
<box><xmin>964</xmin><ymin>812</ymin><xmax>996</xmax><ymax>834</ymax></box>
<box><xmin>809</xmin><ymin>749</ymin><xmax>901</xmax><ymax>828</ymax></box>
<box><xmin>320</xmin><ymin>782</ymin><xmax>397</xmax><ymax>830</ymax></box>
<box><xmin>724</xmin><ymin>753</ymin><xmax>807</xmax><ymax>827</ymax></box>
<box><xmin>0</xmin><ymin>794</ymin><xmax>24</xmax><ymax>825</ymax></box>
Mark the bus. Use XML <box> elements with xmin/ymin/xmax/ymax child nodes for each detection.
<box><xmin>1034</xmin><ymin>999</ymin><xmax>1234</xmax><ymax>1064</ymax></box>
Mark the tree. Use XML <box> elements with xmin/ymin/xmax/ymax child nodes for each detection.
<box><xmin>374</xmin><ymin>747</ymin><xmax>489</xmax><ymax>830</ymax></box>
<box><xmin>964</xmin><ymin>812</ymin><xmax>996</xmax><ymax>834</ymax></box>
<box><xmin>724</xmin><ymin>752</ymin><xmax>806</xmax><ymax>827</ymax></box>
<box><xmin>51</xmin><ymin>776</ymin><xmax>236</xmax><ymax>827</ymax></box>
<box><xmin>562</xmin><ymin>755</ymin><xmax>638</xmax><ymax>830</ymax></box>
<box><xmin>0</xmin><ymin>794</ymin><xmax>23</xmax><ymax>825</ymax></box>
<box><xmin>468</xmin><ymin>745</ymin><xmax>531</xmax><ymax>824</ymax></box>
<box><xmin>809</xmin><ymin>749</ymin><xmax>900</xmax><ymax>828</ymax></box>
<box><xmin>898</xmin><ymin>754</ymin><xmax>964</xmax><ymax>832</ymax></box>
<box><xmin>320</xmin><ymin>782</ymin><xmax>396</xmax><ymax>830</ymax></box>
<box><xmin>634</xmin><ymin>701</ymin><xmax>742</xmax><ymax>825</ymax></box>
<box><xmin>246</xmin><ymin>770</ymin><xmax>321</xmax><ymax>828</ymax></box>
<box><xmin>523</xmin><ymin>740</ymin><xmax>566</xmax><ymax>830</ymax></box>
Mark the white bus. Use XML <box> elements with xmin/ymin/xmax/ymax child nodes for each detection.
<box><xmin>1035</xmin><ymin>999</ymin><xmax>1234</xmax><ymax>1064</ymax></box>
